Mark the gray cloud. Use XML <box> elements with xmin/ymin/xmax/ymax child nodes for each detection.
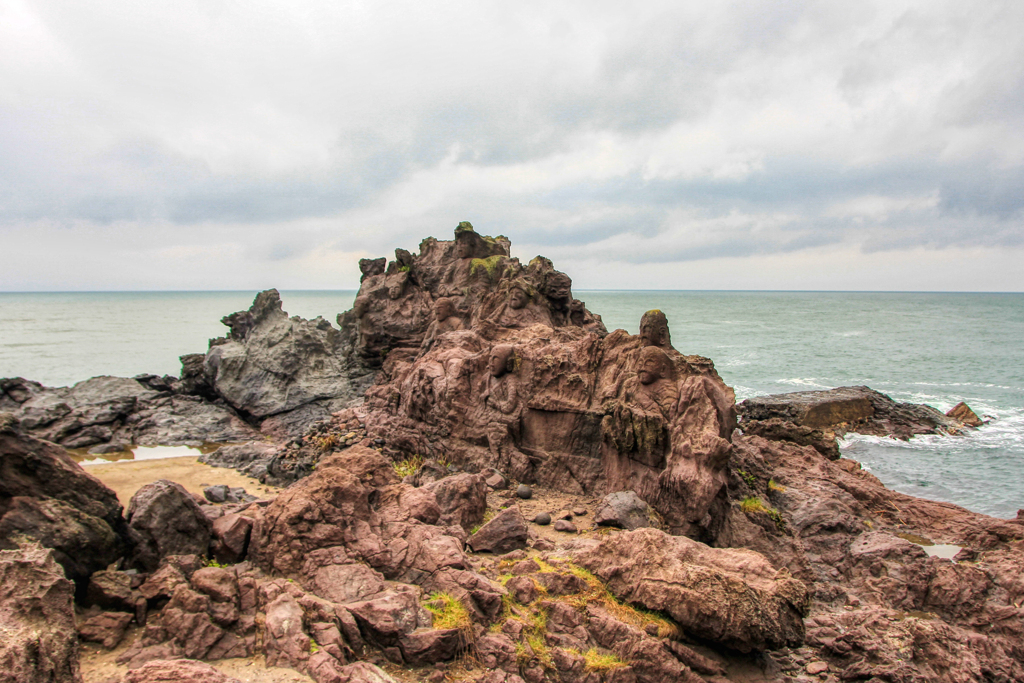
<box><xmin>1</xmin><ymin>0</ymin><xmax>1023</xmax><ymax>291</ymax></box>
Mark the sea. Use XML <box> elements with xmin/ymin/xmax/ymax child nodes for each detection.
<box><xmin>1</xmin><ymin>290</ymin><xmax>1022</xmax><ymax>519</ymax></box>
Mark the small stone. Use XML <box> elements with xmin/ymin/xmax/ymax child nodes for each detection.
<box><xmin>555</xmin><ymin>509</ymin><xmax>572</xmax><ymax>520</ymax></box>
<box><xmin>516</xmin><ymin>484</ymin><xmax>533</xmax><ymax>499</ymax></box>
<box><xmin>204</xmin><ymin>485</ymin><xmax>230</xmax><ymax>504</ymax></box>
<box><xmin>554</xmin><ymin>519</ymin><xmax>576</xmax><ymax>533</ymax></box>
<box><xmin>806</xmin><ymin>661</ymin><xmax>829</xmax><ymax>675</ymax></box>
<box><xmin>572</xmin><ymin>507</ymin><xmax>587</xmax><ymax>516</ymax></box>
<box><xmin>533</xmin><ymin>512</ymin><xmax>551</xmax><ymax>526</ymax></box>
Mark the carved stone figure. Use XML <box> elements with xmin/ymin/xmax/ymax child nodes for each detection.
<box><xmin>639</xmin><ymin>309</ymin><xmax>672</xmax><ymax>350</ymax></box>
<box><xmin>419</xmin><ymin>298</ymin><xmax>466</xmax><ymax>356</ymax></box>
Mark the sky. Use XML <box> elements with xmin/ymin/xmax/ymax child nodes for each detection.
<box><xmin>2</xmin><ymin>0</ymin><xmax>1023</xmax><ymax>292</ymax></box>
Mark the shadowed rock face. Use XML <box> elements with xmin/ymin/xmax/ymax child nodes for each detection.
<box><xmin>0</xmin><ymin>417</ymin><xmax>129</xmax><ymax>584</ymax></box>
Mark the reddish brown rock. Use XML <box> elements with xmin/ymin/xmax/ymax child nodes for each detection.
<box><xmin>593</xmin><ymin>491</ymin><xmax>653</xmax><ymax>530</ymax></box>
<box><xmin>424</xmin><ymin>473</ymin><xmax>487</xmax><ymax>531</ymax></box>
<box><xmin>0</xmin><ymin>544</ymin><xmax>81</xmax><ymax>683</ymax></box>
<box><xmin>127</xmin><ymin>480</ymin><xmax>212</xmax><ymax>572</ymax></box>
<box><xmin>574</xmin><ymin>528</ymin><xmax>808</xmax><ymax>652</ymax></box>
<box><xmin>121</xmin><ymin>659</ymin><xmax>242</xmax><ymax>683</ymax></box>
<box><xmin>946</xmin><ymin>401</ymin><xmax>983</xmax><ymax>427</ymax></box>
<box><xmin>0</xmin><ymin>419</ymin><xmax>128</xmax><ymax>583</ymax></box>
<box><xmin>78</xmin><ymin>611</ymin><xmax>134</xmax><ymax>649</ymax></box>
<box><xmin>85</xmin><ymin>570</ymin><xmax>135</xmax><ymax>611</ymax></box>
<box><xmin>210</xmin><ymin>512</ymin><xmax>253</xmax><ymax>563</ymax></box>
<box><xmin>264</xmin><ymin>592</ymin><xmax>310</xmax><ymax>670</ymax></box>
<box><xmin>466</xmin><ymin>507</ymin><xmax>529</xmax><ymax>554</ymax></box>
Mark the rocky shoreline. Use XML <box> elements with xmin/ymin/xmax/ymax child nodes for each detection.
<box><xmin>2</xmin><ymin>223</ymin><xmax>1021</xmax><ymax>683</ymax></box>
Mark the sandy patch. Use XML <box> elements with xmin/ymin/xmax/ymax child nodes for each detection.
<box><xmin>79</xmin><ymin>626</ymin><xmax>314</xmax><ymax>683</ymax></box>
<box><xmin>84</xmin><ymin>457</ymin><xmax>278</xmax><ymax>507</ymax></box>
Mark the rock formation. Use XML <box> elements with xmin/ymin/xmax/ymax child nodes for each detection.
<box><xmin>0</xmin><ymin>415</ymin><xmax>130</xmax><ymax>585</ymax></box>
<box><xmin>0</xmin><ymin>543</ymin><xmax>82</xmax><ymax>683</ymax></box>
<box><xmin>2</xmin><ymin>222</ymin><xmax>1018</xmax><ymax>683</ymax></box>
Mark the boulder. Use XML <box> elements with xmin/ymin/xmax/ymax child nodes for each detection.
<box><xmin>946</xmin><ymin>401</ymin><xmax>983</xmax><ymax>427</ymax></box>
<box><xmin>0</xmin><ymin>419</ymin><xmax>129</xmax><ymax>583</ymax></box>
<box><xmin>593</xmin><ymin>491</ymin><xmax>653</xmax><ymax>531</ymax></box>
<box><xmin>211</xmin><ymin>512</ymin><xmax>254</xmax><ymax>564</ymax></box>
<box><xmin>78</xmin><ymin>611</ymin><xmax>134</xmax><ymax>649</ymax></box>
<box><xmin>86</xmin><ymin>570</ymin><xmax>135</xmax><ymax>611</ymax></box>
<box><xmin>0</xmin><ymin>544</ymin><xmax>80</xmax><ymax>683</ymax></box>
<box><xmin>573</xmin><ymin>528</ymin><xmax>808</xmax><ymax>651</ymax></box>
<box><xmin>466</xmin><ymin>507</ymin><xmax>529</xmax><ymax>554</ymax></box>
<box><xmin>425</xmin><ymin>473</ymin><xmax>487</xmax><ymax>531</ymax></box>
<box><xmin>127</xmin><ymin>480</ymin><xmax>212</xmax><ymax>572</ymax></box>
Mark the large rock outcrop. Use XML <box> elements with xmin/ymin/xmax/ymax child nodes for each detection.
<box><xmin>0</xmin><ymin>416</ymin><xmax>129</xmax><ymax>584</ymax></box>
<box><xmin>3</xmin><ymin>375</ymin><xmax>258</xmax><ymax>449</ymax></box>
<box><xmin>309</xmin><ymin>225</ymin><xmax>739</xmax><ymax>534</ymax></box>
<box><xmin>0</xmin><ymin>543</ymin><xmax>81</xmax><ymax>683</ymax></box>
<box><xmin>573</xmin><ymin>527</ymin><xmax>808</xmax><ymax>651</ymax></box>
<box><xmin>204</xmin><ymin>289</ymin><xmax>376</xmax><ymax>421</ymax></box>
<box><xmin>738</xmin><ymin>385</ymin><xmax>968</xmax><ymax>440</ymax></box>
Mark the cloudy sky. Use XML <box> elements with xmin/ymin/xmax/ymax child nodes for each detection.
<box><xmin>2</xmin><ymin>0</ymin><xmax>1023</xmax><ymax>291</ymax></box>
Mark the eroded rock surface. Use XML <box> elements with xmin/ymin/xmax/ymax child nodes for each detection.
<box><xmin>0</xmin><ymin>544</ymin><xmax>81</xmax><ymax>683</ymax></box>
<box><xmin>739</xmin><ymin>385</ymin><xmax>971</xmax><ymax>440</ymax></box>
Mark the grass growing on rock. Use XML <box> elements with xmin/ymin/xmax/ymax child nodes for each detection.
<box><xmin>581</xmin><ymin>648</ymin><xmax>627</xmax><ymax>671</ymax></box>
<box><xmin>564</xmin><ymin>564</ymin><xmax>680</xmax><ymax>639</ymax></box>
<box><xmin>392</xmin><ymin>454</ymin><xmax>423</xmax><ymax>478</ymax></box>
<box><xmin>425</xmin><ymin>592</ymin><xmax>473</xmax><ymax>634</ymax></box>
<box><xmin>741</xmin><ymin>496</ymin><xmax>786</xmax><ymax>532</ymax></box>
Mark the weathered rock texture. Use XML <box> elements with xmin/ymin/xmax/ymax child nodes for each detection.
<box><xmin>573</xmin><ymin>528</ymin><xmax>808</xmax><ymax>651</ymax></box>
<box><xmin>712</xmin><ymin>432</ymin><xmax>1024</xmax><ymax>682</ymax></box>
<box><xmin>739</xmin><ymin>385</ymin><xmax>970</xmax><ymax>440</ymax></box>
<box><xmin>320</xmin><ymin>225</ymin><xmax>739</xmax><ymax>535</ymax></box>
<box><xmin>126</xmin><ymin>480</ymin><xmax>212</xmax><ymax>572</ymax></box>
<box><xmin>0</xmin><ymin>417</ymin><xmax>129</xmax><ymax>584</ymax></box>
<box><xmin>0</xmin><ymin>544</ymin><xmax>81</xmax><ymax>683</ymax></box>
<box><xmin>204</xmin><ymin>289</ymin><xmax>376</xmax><ymax>422</ymax></box>
<box><xmin>2</xmin><ymin>375</ymin><xmax>258</xmax><ymax>449</ymax></box>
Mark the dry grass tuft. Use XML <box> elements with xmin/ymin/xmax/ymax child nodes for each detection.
<box><xmin>425</xmin><ymin>592</ymin><xmax>473</xmax><ymax>633</ymax></box>
<box><xmin>582</xmin><ymin>648</ymin><xmax>628</xmax><ymax>671</ymax></box>
<box><xmin>392</xmin><ymin>454</ymin><xmax>424</xmax><ymax>478</ymax></box>
<box><xmin>564</xmin><ymin>564</ymin><xmax>680</xmax><ymax>639</ymax></box>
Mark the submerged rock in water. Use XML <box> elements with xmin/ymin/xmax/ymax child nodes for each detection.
<box><xmin>946</xmin><ymin>401</ymin><xmax>984</xmax><ymax>427</ymax></box>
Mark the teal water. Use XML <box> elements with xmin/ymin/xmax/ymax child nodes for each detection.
<box><xmin>1</xmin><ymin>290</ymin><xmax>1022</xmax><ymax>518</ymax></box>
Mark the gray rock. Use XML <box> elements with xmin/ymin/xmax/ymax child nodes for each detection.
<box><xmin>199</xmin><ymin>441</ymin><xmax>278</xmax><ymax>476</ymax></box>
<box><xmin>594</xmin><ymin>491</ymin><xmax>653</xmax><ymax>530</ymax></box>
<box><xmin>533</xmin><ymin>512</ymin><xmax>551</xmax><ymax>526</ymax></box>
<box><xmin>516</xmin><ymin>484</ymin><xmax>533</xmax><ymax>499</ymax></box>
<box><xmin>203</xmin><ymin>289</ymin><xmax>375</xmax><ymax>419</ymax></box>
<box><xmin>204</xmin><ymin>485</ymin><xmax>230</xmax><ymax>503</ymax></box>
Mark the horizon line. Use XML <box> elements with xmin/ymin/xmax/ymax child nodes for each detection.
<box><xmin>2</xmin><ymin>288</ymin><xmax>1023</xmax><ymax>295</ymax></box>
